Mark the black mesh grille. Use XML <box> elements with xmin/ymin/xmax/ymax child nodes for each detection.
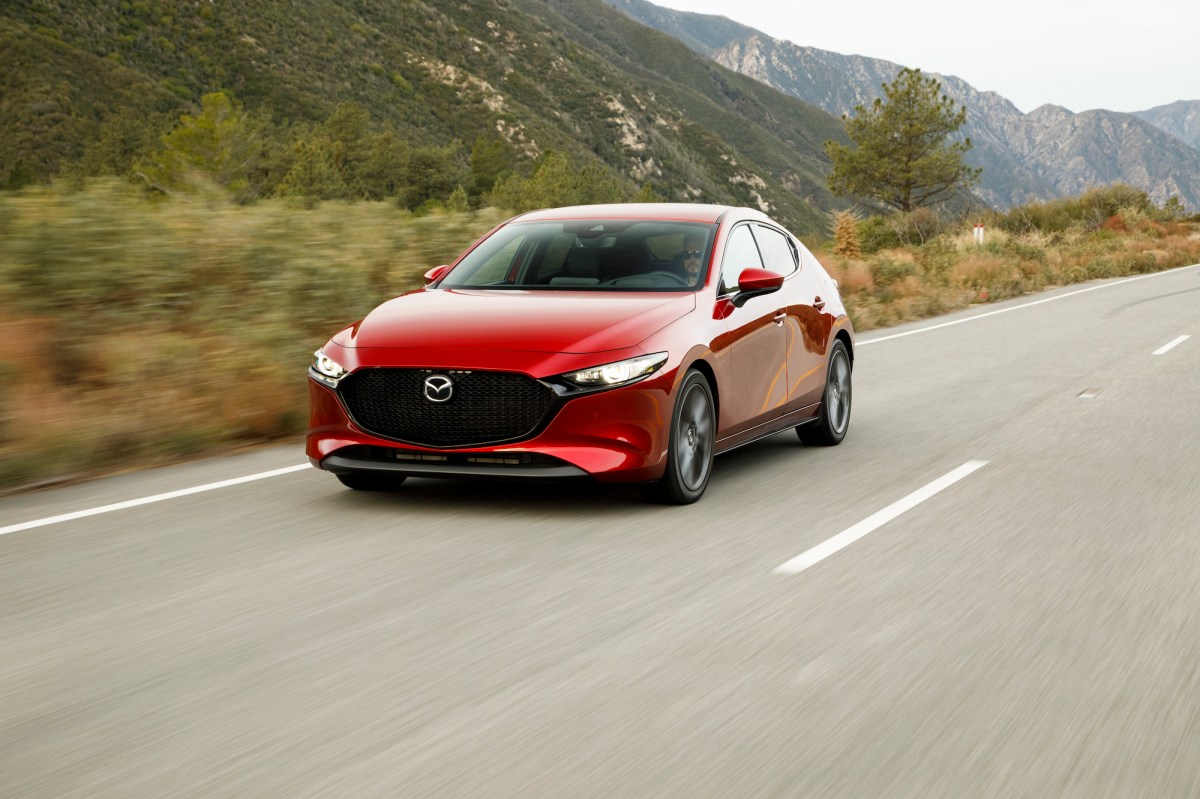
<box><xmin>339</xmin><ymin>369</ymin><xmax>555</xmax><ymax>447</ymax></box>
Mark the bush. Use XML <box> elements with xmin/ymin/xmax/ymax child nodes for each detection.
<box><xmin>857</xmin><ymin>215</ymin><xmax>901</xmax><ymax>253</ymax></box>
<box><xmin>870</xmin><ymin>252</ymin><xmax>918</xmax><ymax>287</ymax></box>
<box><xmin>994</xmin><ymin>183</ymin><xmax>1157</xmax><ymax>234</ymax></box>
<box><xmin>857</xmin><ymin>208</ymin><xmax>949</xmax><ymax>252</ymax></box>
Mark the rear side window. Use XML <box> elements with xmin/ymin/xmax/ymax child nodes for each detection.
<box><xmin>753</xmin><ymin>224</ymin><xmax>799</xmax><ymax>275</ymax></box>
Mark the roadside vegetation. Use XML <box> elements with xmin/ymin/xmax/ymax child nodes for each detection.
<box><xmin>1</xmin><ymin>180</ymin><xmax>1195</xmax><ymax>492</ymax></box>
<box><xmin>819</xmin><ymin>185</ymin><xmax>1199</xmax><ymax>329</ymax></box>
<box><xmin>0</xmin><ymin>181</ymin><xmax>503</xmax><ymax>490</ymax></box>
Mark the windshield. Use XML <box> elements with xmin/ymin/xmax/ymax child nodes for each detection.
<box><xmin>438</xmin><ymin>220</ymin><xmax>716</xmax><ymax>291</ymax></box>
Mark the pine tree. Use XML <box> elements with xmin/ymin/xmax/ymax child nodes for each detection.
<box><xmin>277</xmin><ymin>137</ymin><xmax>347</xmax><ymax>204</ymax></box>
<box><xmin>825</xmin><ymin>68</ymin><xmax>981</xmax><ymax>212</ymax></box>
<box><xmin>469</xmin><ymin>134</ymin><xmax>513</xmax><ymax>199</ymax></box>
<box><xmin>136</xmin><ymin>92</ymin><xmax>267</xmax><ymax>200</ymax></box>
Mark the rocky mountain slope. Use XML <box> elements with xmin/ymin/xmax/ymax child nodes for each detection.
<box><xmin>1135</xmin><ymin>100</ymin><xmax>1200</xmax><ymax>151</ymax></box>
<box><xmin>607</xmin><ymin>0</ymin><xmax>1200</xmax><ymax>210</ymax></box>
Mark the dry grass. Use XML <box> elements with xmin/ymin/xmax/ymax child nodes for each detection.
<box><xmin>0</xmin><ymin>180</ymin><xmax>504</xmax><ymax>489</ymax></box>
<box><xmin>814</xmin><ymin>223</ymin><xmax>1200</xmax><ymax>332</ymax></box>
<box><xmin>1</xmin><ymin>181</ymin><xmax>1197</xmax><ymax>490</ymax></box>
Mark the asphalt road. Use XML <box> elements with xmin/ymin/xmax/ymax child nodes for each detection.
<box><xmin>3</xmin><ymin>264</ymin><xmax>1200</xmax><ymax>797</ymax></box>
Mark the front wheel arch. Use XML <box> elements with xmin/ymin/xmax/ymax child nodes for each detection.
<box><xmin>682</xmin><ymin>357</ymin><xmax>719</xmax><ymax>428</ymax></box>
<box><xmin>642</xmin><ymin>368</ymin><xmax>716</xmax><ymax>504</ymax></box>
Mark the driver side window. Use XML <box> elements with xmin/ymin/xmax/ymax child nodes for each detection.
<box><xmin>719</xmin><ymin>225</ymin><xmax>764</xmax><ymax>295</ymax></box>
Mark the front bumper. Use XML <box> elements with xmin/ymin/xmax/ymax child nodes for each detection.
<box><xmin>306</xmin><ymin>370</ymin><xmax>676</xmax><ymax>483</ymax></box>
<box><xmin>316</xmin><ymin>447</ymin><xmax>589</xmax><ymax>479</ymax></box>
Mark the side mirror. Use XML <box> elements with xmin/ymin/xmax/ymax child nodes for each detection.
<box><xmin>423</xmin><ymin>264</ymin><xmax>451</xmax><ymax>286</ymax></box>
<box><xmin>731</xmin><ymin>267</ymin><xmax>784</xmax><ymax>307</ymax></box>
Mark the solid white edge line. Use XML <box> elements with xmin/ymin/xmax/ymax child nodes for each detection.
<box><xmin>774</xmin><ymin>460</ymin><xmax>989</xmax><ymax>575</ymax></box>
<box><xmin>0</xmin><ymin>464</ymin><xmax>312</xmax><ymax>537</ymax></box>
<box><xmin>858</xmin><ymin>264</ymin><xmax>1200</xmax><ymax>347</ymax></box>
<box><xmin>1152</xmin><ymin>334</ymin><xmax>1190</xmax><ymax>356</ymax></box>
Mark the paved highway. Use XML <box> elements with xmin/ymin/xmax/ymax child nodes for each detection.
<box><xmin>3</xmin><ymin>264</ymin><xmax>1199</xmax><ymax>797</ymax></box>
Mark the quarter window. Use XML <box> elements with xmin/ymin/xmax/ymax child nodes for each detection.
<box><xmin>753</xmin><ymin>224</ymin><xmax>799</xmax><ymax>275</ymax></box>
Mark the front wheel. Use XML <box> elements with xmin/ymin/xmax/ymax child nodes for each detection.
<box><xmin>798</xmin><ymin>340</ymin><xmax>851</xmax><ymax>446</ymax></box>
<box><xmin>642</xmin><ymin>370</ymin><xmax>716</xmax><ymax>505</ymax></box>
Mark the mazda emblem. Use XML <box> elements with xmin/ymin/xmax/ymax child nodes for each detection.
<box><xmin>423</xmin><ymin>374</ymin><xmax>454</xmax><ymax>403</ymax></box>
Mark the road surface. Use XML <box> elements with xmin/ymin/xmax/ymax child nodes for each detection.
<box><xmin>3</xmin><ymin>264</ymin><xmax>1199</xmax><ymax>797</ymax></box>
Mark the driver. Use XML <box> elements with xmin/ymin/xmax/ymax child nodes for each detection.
<box><xmin>673</xmin><ymin>233</ymin><xmax>705</xmax><ymax>286</ymax></box>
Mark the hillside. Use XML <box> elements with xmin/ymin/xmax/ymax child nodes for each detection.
<box><xmin>0</xmin><ymin>0</ymin><xmax>851</xmax><ymax>233</ymax></box>
<box><xmin>607</xmin><ymin>0</ymin><xmax>1200</xmax><ymax>210</ymax></box>
<box><xmin>1135</xmin><ymin>100</ymin><xmax>1200</xmax><ymax>151</ymax></box>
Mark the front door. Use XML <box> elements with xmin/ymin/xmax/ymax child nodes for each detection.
<box><xmin>711</xmin><ymin>224</ymin><xmax>788</xmax><ymax>438</ymax></box>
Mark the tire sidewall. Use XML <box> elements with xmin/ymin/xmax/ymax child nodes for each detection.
<box><xmin>823</xmin><ymin>341</ymin><xmax>850</xmax><ymax>443</ymax></box>
<box><xmin>663</xmin><ymin>370</ymin><xmax>715</xmax><ymax>503</ymax></box>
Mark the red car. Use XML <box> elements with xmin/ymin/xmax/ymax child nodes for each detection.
<box><xmin>307</xmin><ymin>203</ymin><xmax>853</xmax><ymax>503</ymax></box>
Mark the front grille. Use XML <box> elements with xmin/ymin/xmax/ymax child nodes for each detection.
<box><xmin>339</xmin><ymin>369</ymin><xmax>555</xmax><ymax>447</ymax></box>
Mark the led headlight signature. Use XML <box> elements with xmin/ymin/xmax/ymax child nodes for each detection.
<box><xmin>560</xmin><ymin>352</ymin><xmax>668</xmax><ymax>388</ymax></box>
<box><xmin>311</xmin><ymin>349</ymin><xmax>348</xmax><ymax>385</ymax></box>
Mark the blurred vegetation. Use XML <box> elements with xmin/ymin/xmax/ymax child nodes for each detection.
<box><xmin>0</xmin><ymin>180</ymin><xmax>504</xmax><ymax>489</ymax></box>
<box><xmin>0</xmin><ymin>181</ymin><xmax>1195</xmax><ymax>491</ymax></box>
<box><xmin>1</xmin><ymin>0</ymin><xmax>849</xmax><ymax>234</ymax></box>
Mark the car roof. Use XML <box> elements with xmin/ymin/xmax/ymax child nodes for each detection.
<box><xmin>513</xmin><ymin>203</ymin><xmax>768</xmax><ymax>225</ymax></box>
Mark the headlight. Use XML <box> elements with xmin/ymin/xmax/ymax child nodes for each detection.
<box><xmin>311</xmin><ymin>349</ymin><xmax>348</xmax><ymax>385</ymax></box>
<box><xmin>561</xmin><ymin>352</ymin><xmax>668</xmax><ymax>388</ymax></box>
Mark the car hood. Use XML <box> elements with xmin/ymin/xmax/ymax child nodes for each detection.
<box><xmin>340</xmin><ymin>289</ymin><xmax>696</xmax><ymax>354</ymax></box>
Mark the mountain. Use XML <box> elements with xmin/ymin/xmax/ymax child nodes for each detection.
<box><xmin>1135</xmin><ymin>101</ymin><xmax>1200</xmax><ymax>151</ymax></box>
<box><xmin>606</xmin><ymin>0</ymin><xmax>1200</xmax><ymax>210</ymax></box>
<box><xmin>0</xmin><ymin>0</ymin><xmax>851</xmax><ymax>233</ymax></box>
<box><xmin>1018</xmin><ymin>105</ymin><xmax>1200</xmax><ymax>205</ymax></box>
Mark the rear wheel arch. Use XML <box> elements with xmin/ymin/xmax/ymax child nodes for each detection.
<box><xmin>835</xmin><ymin>329</ymin><xmax>854</xmax><ymax>367</ymax></box>
<box><xmin>799</xmin><ymin>339</ymin><xmax>851</xmax><ymax>446</ymax></box>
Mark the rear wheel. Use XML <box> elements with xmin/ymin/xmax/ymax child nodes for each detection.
<box><xmin>336</xmin><ymin>472</ymin><xmax>407</xmax><ymax>491</ymax></box>
<box><xmin>642</xmin><ymin>370</ymin><xmax>715</xmax><ymax>505</ymax></box>
<box><xmin>798</xmin><ymin>340</ymin><xmax>851</xmax><ymax>446</ymax></box>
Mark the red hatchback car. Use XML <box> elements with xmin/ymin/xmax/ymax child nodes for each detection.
<box><xmin>307</xmin><ymin>203</ymin><xmax>853</xmax><ymax>503</ymax></box>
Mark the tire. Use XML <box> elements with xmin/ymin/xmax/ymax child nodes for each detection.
<box><xmin>336</xmin><ymin>472</ymin><xmax>407</xmax><ymax>491</ymax></box>
<box><xmin>798</xmin><ymin>340</ymin><xmax>851</xmax><ymax>446</ymax></box>
<box><xmin>642</xmin><ymin>370</ymin><xmax>716</xmax><ymax>504</ymax></box>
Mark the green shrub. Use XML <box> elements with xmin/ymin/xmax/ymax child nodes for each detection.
<box><xmin>995</xmin><ymin>183</ymin><xmax>1157</xmax><ymax>234</ymax></box>
<box><xmin>857</xmin><ymin>215</ymin><xmax>900</xmax><ymax>253</ymax></box>
<box><xmin>857</xmin><ymin>208</ymin><xmax>949</xmax><ymax>252</ymax></box>
<box><xmin>870</xmin><ymin>253</ymin><xmax>918</xmax><ymax>286</ymax></box>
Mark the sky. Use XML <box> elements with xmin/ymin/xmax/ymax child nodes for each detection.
<box><xmin>651</xmin><ymin>0</ymin><xmax>1196</xmax><ymax>114</ymax></box>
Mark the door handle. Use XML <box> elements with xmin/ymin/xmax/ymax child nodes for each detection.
<box><xmin>773</xmin><ymin>310</ymin><xmax>787</xmax><ymax>325</ymax></box>
<box><xmin>813</xmin><ymin>296</ymin><xmax>826</xmax><ymax>310</ymax></box>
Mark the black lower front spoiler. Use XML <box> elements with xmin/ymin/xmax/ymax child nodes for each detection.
<box><xmin>316</xmin><ymin>450</ymin><xmax>589</xmax><ymax>480</ymax></box>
